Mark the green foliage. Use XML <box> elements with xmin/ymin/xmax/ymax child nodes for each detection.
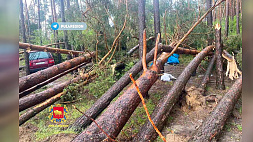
<box><xmin>84</xmin><ymin>65</ymin><xmax>116</xmax><ymax>98</ymax></box>
<box><xmin>179</xmin><ymin>54</ymin><xmax>194</xmax><ymax>65</ymax></box>
<box><xmin>122</xmin><ymin>99</ymin><xmax>156</xmax><ymax>136</ymax></box>
<box><xmin>62</xmin><ymin>83</ymin><xmax>79</xmax><ymax>102</ymax></box>
<box><xmin>237</xmin><ymin>124</ymin><xmax>242</xmax><ymax>131</ymax></box>
<box><xmin>223</xmin><ymin>34</ymin><xmax>242</xmax><ymax>53</ymax></box>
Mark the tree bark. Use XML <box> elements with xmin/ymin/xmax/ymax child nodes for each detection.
<box><xmin>19</xmin><ymin>42</ymin><xmax>86</xmax><ymax>55</ymax></box>
<box><xmin>24</xmin><ymin>0</ymin><xmax>31</xmax><ymax>43</ymax></box>
<box><xmin>215</xmin><ymin>24</ymin><xmax>225</xmax><ymax>90</ymax></box>
<box><xmin>206</xmin><ymin>0</ymin><xmax>213</xmax><ymax>45</ymax></box>
<box><xmin>69</xmin><ymin>44</ymin><xmax>209</xmax><ymax>132</ymax></box>
<box><xmin>60</xmin><ymin>0</ymin><xmax>71</xmax><ymax>60</ymax></box>
<box><xmin>153</xmin><ymin>0</ymin><xmax>161</xmax><ymax>42</ymax></box>
<box><xmin>20</xmin><ymin>0</ymin><xmax>30</xmax><ymax>75</ymax></box>
<box><xmin>19</xmin><ymin>62</ymin><xmax>88</xmax><ymax>98</ymax></box>
<box><xmin>198</xmin><ymin>55</ymin><xmax>216</xmax><ymax>95</ymax></box>
<box><xmin>225</xmin><ymin>0</ymin><xmax>229</xmax><ymax>37</ymax></box>
<box><xmin>236</xmin><ymin>0</ymin><xmax>240</xmax><ymax>34</ymax></box>
<box><xmin>66</xmin><ymin>0</ymin><xmax>70</xmax><ymax>9</ymax></box>
<box><xmin>19</xmin><ymin>53</ymin><xmax>94</xmax><ymax>93</ymax></box>
<box><xmin>51</xmin><ymin>0</ymin><xmax>62</xmax><ymax>63</ymax></box>
<box><xmin>189</xmin><ymin>76</ymin><xmax>242</xmax><ymax>142</ymax></box>
<box><xmin>19</xmin><ymin>73</ymin><xmax>94</xmax><ymax>112</ymax></box>
<box><xmin>37</xmin><ymin>0</ymin><xmax>42</xmax><ymax>45</ymax></box>
<box><xmin>138</xmin><ymin>0</ymin><xmax>146</xmax><ymax>58</ymax></box>
<box><xmin>133</xmin><ymin>45</ymin><xmax>214</xmax><ymax>142</ymax></box>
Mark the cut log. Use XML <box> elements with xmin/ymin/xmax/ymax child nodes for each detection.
<box><xmin>133</xmin><ymin>45</ymin><xmax>214</xmax><ymax>142</ymax></box>
<box><xmin>19</xmin><ymin>62</ymin><xmax>89</xmax><ymax>98</ymax></box>
<box><xmin>19</xmin><ymin>77</ymin><xmax>93</xmax><ymax>126</ymax></box>
<box><xmin>19</xmin><ymin>53</ymin><xmax>94</xmax><ymax>94</ymax></box>
<box><xmin>19</xmin><ymin>42</ymin><xmax>86</xmax><ymax>55</ymax></box>
<box><xmin>215</xmin><ymin>23</ymin><xmax>225</xmax><ymax>90</ymax></box>
<box><xmin>72</xmin><ymin>46</ymin><xmax>170</xmax><ymax>141</ymax></box>
<box><xmin>70</xmin><ymin>44</ymin><xmax>207</xmax><ymax>132</ymax></box>
<box><xmin>198</xmin><ymin>55</ymin><xmax>216</xmax><ymax>95</ymax></box>
<box><xmin>127</xmin><ymin>37</ymin><xmax>155</xmax><ymax>55</ymax></box>
<box><xmin>19</xmin><ymin>73</ymin><xmax>94</xmax><ymax>112</ymax></box>
<box><xmin>188</xmin><ymin>76</ymin><xmax>242</xmax><ymax>142</ymax></box>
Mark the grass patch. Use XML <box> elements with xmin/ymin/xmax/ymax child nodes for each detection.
<box><xmin>21</xmin><ymin>89</ymin><xmax>95</xmax><ymax>141</ymax></box>
<box><xmin>179</xmin><ymin>55</ymin><xmax>194</xmax><ymax>65</ymax></box>
<box><xmin>121</xmin><ymin>99</ymin><xmax>156</xmax><ymax>137</ymax></box>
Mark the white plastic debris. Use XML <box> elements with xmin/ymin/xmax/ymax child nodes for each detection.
<box><xmin>161</xmin><ymin>73</ymin><xmax>177</xmax><ymax>82</ymax></box>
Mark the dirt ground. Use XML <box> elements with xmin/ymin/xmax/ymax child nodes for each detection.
<box><xmin>19</xmin><ymin>64</ymin><xmax>242</xmax><ymax>142</ymax></box>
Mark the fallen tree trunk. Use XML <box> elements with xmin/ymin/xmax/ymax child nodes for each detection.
<box><xmin>19</xmin><ymin>73</ymin><xmax>94</xmax><ymax>112</ymax></box>
<box><xmin>19</xmin><ymin>77</ymin><xmax>94</xmax><ymax>126</ymax></box>
<box><xmin>19</xmin><ymin>62</ymin><xmax>89</xmax><ymax>98</ymax></box>
<box><xmin>72</xmin><ymin>46</ymin><xmax>170</xmax><ymax>141</ymax></box>
<box><xmin>19</xmin><ymin>42</ymin><xmax>86</xmax><ymax>55</ymax></box>
<box><xmin>19</xmin><ymin>53</ymin><xmax>94</xmax><ymax>93</ymax></box>
<box><xmin>198</xmin><ymin>55</ymin><xmax>216</xmax><ymax>95</ymax></box>
<box><xmin>188</xmin><ymin>76</ymin><xmax>242</xmax><ymax>142</ymax></box>
<box><xmin>70</xmin><ymin>44</ymin><xmax>205</xmax><ymax>132</ymax></box>
<box><xmin>127</xmin><ymin>37</ymin><xmax>155</xmax><ymax>55</ymax></box>
<box><xmin>133</xmin><ymin>45</ymin><xmax>214</xmax><ymax>142</ymax></box>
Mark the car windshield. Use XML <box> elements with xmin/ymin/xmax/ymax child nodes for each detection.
<box><xmin>29</xmin><ymin>52</ymin><xmax>50</xmax><ymax>60</ymax></box>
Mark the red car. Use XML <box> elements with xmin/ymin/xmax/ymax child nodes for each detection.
<box><xmin>29</xmin><ymin>51</ymin><xmax>55</xmax><ymax>73</ymax></box>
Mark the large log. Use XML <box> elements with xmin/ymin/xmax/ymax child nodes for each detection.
<box><xmin>19</xmin><ymin>53</ymin><xmax>94</xmax><ymax>94</ymax></box>
<box><xmin>215</xmin><ymin>23</ymin><xmax>225</xmax><ymax>90</ymax></box>
<box><xmin>70</xmin><ymin>44</ymin><xmax>206</xmax><ymax>132</ymax></box>
<box><xmin>198</xmin><ymin>55</ymin><xmax>216</xmax><ymax>95</ymax></box>
<box><xmin>19</xmin><ymin>73</ymin><xmax>93</xmax><ymax>112</ymax></box>
<box><xmin>19</xmin><ymin>77</ymin><xmax>93</xmax><ymax>126</ymax></box>
<box><xmin>72</xmin><ymin>48</ymin><xmax>170</xmax><ymax>141</ymax></box>
<box><xmin>189</xmin><ymin>76</ymin><xmax>242</xmax><ymax>142</ymax></box>
<box><xmin>19</xmin><ymin>62</ymin><xmax>89</xmax><ymax>98</ymax></box>
<box><xmin>19</xmin><ymin>42</ymin><xmax>85</xmax><ymax>55</ymax></box>
<box><xmin>133</xmin><ymin>45</ymin><xmax>214</xmax><ymax>142</ymax></box>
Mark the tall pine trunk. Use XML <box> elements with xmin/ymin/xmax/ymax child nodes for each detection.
<box><xmin>138</xmin><ymin>0</ymin><xmax>146</xmax><ymax>59</ymax></box>
<box><xmin>24</xmin><ymin>0</ymin><xmax>31</xmax><ymax>43</ymax></box>
<box><xmin>60</xmin><ymin>0</ymin><xmax>71</xmax><ymax>60</ymax></box>
<box><xmin>236</xmin><ymin>0</ymin><xmax>240</xmax><ymax>34</ymax></box>
<box><xmin>20</xmin><ymin>0</ymin><xmax>30</xmax><ymax>75</ymax></box>
<box><xmin>225</xmin><ymin>0</ymin><xmax>229</xmax><ymax>37</ymax></box>
<box><xmin>153</xmin><ymin>0</ymin><xmax>161</xmax><ymax>42</ymax></box>
<box><xmin>51</xmin><ymin>0</ymin><xmax>62</xmax><ymax>63</ymax></box>
<box><xmin>37</xmin><ymin>0</ymin><xmax>42</xmax><ymax>45</ymax></box>
<box><xmin>206</xmin><ymin>0</ymin><xmax>213</xmax><ymax>45</ymax></box>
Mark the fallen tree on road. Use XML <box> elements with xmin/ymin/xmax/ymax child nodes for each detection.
<box><xmin>19</xmin><ymin>53</ymin><xmax>94</xmax><ymax>94</ymax></box>
<box><xmin>70</xmin><ymin>44</ymin><xmax>206</xmax><ymax>132</ymax></box>
<box><xmin>133</xmin><ymin>45</ymin><xmax>214</xmax><ymax>142</ymax></box>
<box><xmin>188</xmin><ymin>76</ymin><xmax>242</xmax><ymax>142</ymax></box>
